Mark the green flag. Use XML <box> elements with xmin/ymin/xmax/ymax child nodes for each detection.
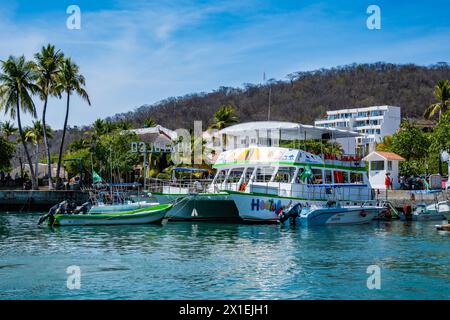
<box><xmin>300</xmin><ymin>165</ymin><xmax>313</xmax><ymax>183</ymax></box>
<box><xmin>92</xmin><ymin>170</ymin><xmax>103</xmax><ymax>184</ymax></box>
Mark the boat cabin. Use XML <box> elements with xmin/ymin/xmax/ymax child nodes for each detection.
<box><xmin>210</xmin><ymin>147</ymin><xmax>373</xmax><ymax>202</ymax></box>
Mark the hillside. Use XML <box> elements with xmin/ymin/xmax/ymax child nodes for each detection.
<box><xmin>105</xmin><ymin>62</ymin><xmax>450</xmax><ymax>130</ymax></box>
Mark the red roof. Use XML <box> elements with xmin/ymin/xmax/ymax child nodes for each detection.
<box><xmin>371</xmin><ymin>151</ymin><xmax>405</xmax><ymax>161</ymax></box>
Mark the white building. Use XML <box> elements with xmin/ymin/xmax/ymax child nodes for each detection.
<box><xmin>363</xmin><ymin>151</ymin><xmax>405</xmax><ymax>190</ymax></box>
<box><xmin>314</xmin><ymin>105</ymin><xmax>401</xmax><ymax>155</ymax></box>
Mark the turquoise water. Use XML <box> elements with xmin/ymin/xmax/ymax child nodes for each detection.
<box><xmin>0</xmin><ymin>212</ymin><xmax>449</xmax><ymax>300</ymax></box>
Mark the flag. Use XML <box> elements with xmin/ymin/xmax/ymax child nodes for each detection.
<box><xmin>300</xmin><ymin>165</ymin><xmax>313</xmax><ymax>183</ymax></box>
<box><xmin>92</xmin><ymin>170</ymin><xmax>103</xmax><ymax>184</ymax></box>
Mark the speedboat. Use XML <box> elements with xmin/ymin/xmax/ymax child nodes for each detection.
<box><xmin>400</xmin><ymin>201</ymin><xmax>449</xmax><ymax>221</ymax></box>
<box><xmin>88</xmin><ymin>200</ymin><xmax>159</xmax><ymax>214</ymax></box>
<box><xmin>279</xmin><ymin>201</ymin><xmax>382</xmax><ymax>226</ymax></box>
<box><xmin>38</xmin><ymin>201</ymin><xmax>172</xmax><ymax>226</ymax></box>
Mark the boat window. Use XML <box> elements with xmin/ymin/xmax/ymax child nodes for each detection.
<box><xmin>214</xmin><ymin>170</ymin><xmax>228</xmax><ymax>184</ymax></box>
<box><xmin>324</xmin><ymin>170</ymin><xmax>333</xmax><ymax>184</ymax></box>
<box><xmin>311</xmin><ymin>168</ymin><xmax>323</xmax><ymax>184</ymax></box>
<box><xmin>333</xmin><ymin>170</ymin><xmax>348</xmax><ymax>183</ymax></box>
<box><xmin>226</xmin><ymin>168</ymin><xmax>244</xmax><ymax>183</ymax></box>
<box><xmin>242</xmin><ymin>167</ymin><xmax>254</xmax><ymax>183</ymax></box>
<box><xmin>254</xmin><ymin>167</ymin><xmax>276</xmax><ymax>182</ymax></box>
<box><xmin>350</xmin><ymin>172</ymin><xmax>364</xmax><ymax>183</ymax></box>
<box><xmin>273</xmin><ymin>167</ymin><xmax>296</xmax><ymax>183</ymax></box>
<box><xmin>294</xmin><ymin>168</ymin><xmax>305</xmax><ymax>184</ymax></box>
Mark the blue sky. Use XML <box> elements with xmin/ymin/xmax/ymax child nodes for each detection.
<box><xmin>1</xmin><ymin>0</ymin><xmax>449</xmax><ymax>129</ymax></box>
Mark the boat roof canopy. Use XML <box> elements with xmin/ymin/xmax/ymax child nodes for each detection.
<box><xmin>173</xmin><ymin>167</ymin><xmax>209</xmax><ymax>172</ymax></box>
<box><xmin>218</xmin><ymin>121</ymin><xmax>362</xmax><ymax>140</ymax></box>
<box><xmin>213</xmin><ymin>146</ymin><xmax>323</xmax><ymax>168</ymax></box>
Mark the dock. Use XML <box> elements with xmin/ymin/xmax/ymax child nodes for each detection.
<box><xmin>376</xmin><ymin>190</ymin><xmax>450</xmax><ymax>209</ymax></box>
<box><xmin>0</xmin><ymin>190</ymin><xmax>89</xmax><ymax>212</ymax></box>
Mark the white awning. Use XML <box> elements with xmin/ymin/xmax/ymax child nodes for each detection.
<box><xmin>218</xmin><ymin>121</ymin><xmax>361</xmax><ymax>140</ymax></box>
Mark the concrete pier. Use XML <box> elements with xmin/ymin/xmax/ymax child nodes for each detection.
<box><xmin>375</xmin><ymin>190</ymin><xmax>450</xmax><ymax>210</ymax></box>
<box><xmin>0</xmin><ymin>190</ymin><xmax>89</xmax><ymax>212</ymax></box>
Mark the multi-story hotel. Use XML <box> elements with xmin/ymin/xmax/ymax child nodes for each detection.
<box><xmin>314</xmin><ymin>105</ymin><xmax>401</xmax><ymax>155</ymax></box>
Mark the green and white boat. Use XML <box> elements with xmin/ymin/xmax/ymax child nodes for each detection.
<box><xmin>213</xmin><ymin>146</ymin><xmax>375</xmax><ymax>222</ymax></box>
<box><xmin>40</xmin><ymin>203</ymin><xmax>172</xmax><ymax>226</ymax></box>
<box><xmin>150</xmin><ymin>168</ymin><xmax>240</xmax><ymax>221</ymax></box>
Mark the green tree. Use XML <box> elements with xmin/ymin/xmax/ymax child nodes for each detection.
<box><xmin>34</xmin><ymin>44</ymin><xmax>65</xmax><ymax>189</ymax></box>
<box><xmin>429</xmin><ymin>111</ymin><xmax>450</xmax><ymax>175</ymax></box>
<box><xmin>54</xmin><ymin>58</ymin><xmax>90</xmax><ymax>184</ymax></box>
<box><xmin>1</xmin><ymin>121</ymin><xmax>18</xmax><ymax>138</ymax></box>
<box><xmin>24</xmin><ymin>120</ymin><xmax>53</xmax><ymax>185</ymax></box>
<box><xmin>424</xmin><ymin>79</ymin><xmax>450</xmax><ymax>120</ymax></box>
<box><xmin>209</xmin><ymin>104</ymin><xmax>239</xmax><ymax>130</ymax></box>
<box><xmin>0</xmin><ymin>136</ymin><xmax>15</xmax><ymax>172</ymax></box>
<box><xmin>391</xmin><ymin>120</ymin><xmax>429</xmax><ymax>161</ymax></box>
<box><xmin>0</xmin><ymin>56</ymin><xmax>39</xmax><ymax>189</ymax></box>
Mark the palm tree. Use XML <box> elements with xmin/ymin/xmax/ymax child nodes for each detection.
<box><xmin>54</xmin><ymin>58</ymin><xmax>90</xmax><ymax>185</ymax></box>
<box><xmin>1</xmin><ymin>120</ymin><xmax>18</xmax><ymax>139</ymax></box>
<box><xmin>424</xmin><ymin>79</ymin><xmax>450</xmax><ymax>120</ymax></box>
<box><xmin>0</xmin><ymin>55</ymin><xmax>39</xmax><ymax>189</ymax></box>
<box><xmin>144</xmin><ymin>118</ymin><xmax>157</xmax><ymax>128</ymax></box>
<box><xmin>24</xmin><ymin>121</ymin><xmax>53</xmax><ymax>186</ymax></box>
<box><xmin>34</xmin><ymin>44</ymin><xmax>64</xmax><ymax>189</ymax></box>
<box><xmin>209</xmin><ymin>104</ymin><xmax>239</xmax><ymax>130</ymax></box>
<box><xmin>376</xmin><ymin>135</ymin><xmax>393</xmax><ymax>152</ymax></box>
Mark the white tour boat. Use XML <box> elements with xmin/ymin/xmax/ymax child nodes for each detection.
<box><xmin>214</xmin><ymin>146</ymin><xmax>376</xmax><ymax>222</ymax></box>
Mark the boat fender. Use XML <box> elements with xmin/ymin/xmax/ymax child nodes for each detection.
<box><xmin>359</xmin><ymin>210</ymin><xmax>367</xmax><ymax>217</ymax></box>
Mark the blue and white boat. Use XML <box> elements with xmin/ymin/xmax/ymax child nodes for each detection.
<box><xmin>278</xmin><ymin>201</ymin><xmax>382</xmax><ymax>226</ymax></box>
<box><xmin>400</xmin><ymin>201</ymin><xmax>449</xmax><ymax>221</ymax></box>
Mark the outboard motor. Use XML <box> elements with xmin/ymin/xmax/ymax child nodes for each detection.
<box><xmin>278</xmin><ymin>203</ymin><xmax>302</xmax><ymax>225</ymax></box>
<box><xmin>37</xmin><ymin>201</ymin><xmax>68</xmax><ymax>225</ymax></box>
<box><xmin>73</xmin><ymin>202</ymin><xmax>90</xmax><ymax>214</ymax></box>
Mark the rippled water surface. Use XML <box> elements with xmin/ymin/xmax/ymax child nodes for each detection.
<box><xmin>0</xmin><ymin>212</ymin><xmax>449</xmax><ymax>299</ymax></box>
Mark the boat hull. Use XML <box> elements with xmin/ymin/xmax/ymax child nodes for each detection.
<box><xmin>152</xmin><ymin>192</ymin><xmax>240</xmax><ymax>221</ymax></box>
<box><xmin>298</xmin><ymin>206</ymin><xmax>381</xmax><ymax>226</ymax></box>
<box><xmin>228</xmin><ymin>191</ymin><xmax>326</xmax><ymax>223</ymax></box>
<box><xmin>400</xmin><ymin>201</ymin><xmax>449</xmax><ymax>221</ymax></box>
<box><xmin>52</xmin><ymin>204</ymin><xmax>171</xmax><ymax>226</ymax></box>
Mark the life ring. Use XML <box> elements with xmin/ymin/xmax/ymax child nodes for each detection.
<box><xmin>239</xmin><ymin>182</ymin><xmax>247</xmax><ymax>192</ymax></box>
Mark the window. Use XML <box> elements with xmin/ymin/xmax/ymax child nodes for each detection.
<box><xmin>387</xmin><ymin>161</ymin><xmax>392</xmax><ymax>171</ymax></box>
<box><xmin>273</xmin><ymin>167</ymin><xmax>297</xmax><ymax>183</ymax></box>
<box><xmin>311</xmin><ymin>169</ymin><xmax>323</xmax><ymax>184</ymax></box>
<box><xmin>254</xmin><ymin>167</ymin><xmax>276</xmax><ymax>182</ymax></box>
<box><xmin>324</xmin><ymin>170</ymin><xmax>333</xmax><ymax>184</ymax></box>
<box><xmin>333</xmin><ymin>171</ymin><xmax>348</xmax><ymax>183</ymax></box>
<box><xmin>370</xmin><ymin>160</ymin><xmax>384</xmax><ymax>171</ymax></box>
<box><xmin>226</xmin><ymin>168</ymin><xmax>244</xmax><ymax>183</ymax></box>
<box><xmin>243</xmin><ymin>167</ymin><xmax>254</xmax><ymax>183</ymax></box>
<box><xmin>350</xmin><ymin>172</ymin><xmax>363</xmax><ymax>183</ymax></box>
<box><xmin>214</xmin><ymin>170</ymin><xmax>228</xmax><ymax>184</ymax></box>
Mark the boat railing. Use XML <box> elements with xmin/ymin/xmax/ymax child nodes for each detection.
<box><xmin>147</xmin><ymin>177</ymin><xmax>214</xmax><ymax>194</ymax></box>
<box><xmin>218</xmin><ymin>180</ymin><xmax>372</xmax><ymax>203</ymax></box>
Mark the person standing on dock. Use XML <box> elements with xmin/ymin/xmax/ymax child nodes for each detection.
<box><xmin>385</xmin><ymin>173</ymin><xmax>392</xmax><ymax>190</ymax></box>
